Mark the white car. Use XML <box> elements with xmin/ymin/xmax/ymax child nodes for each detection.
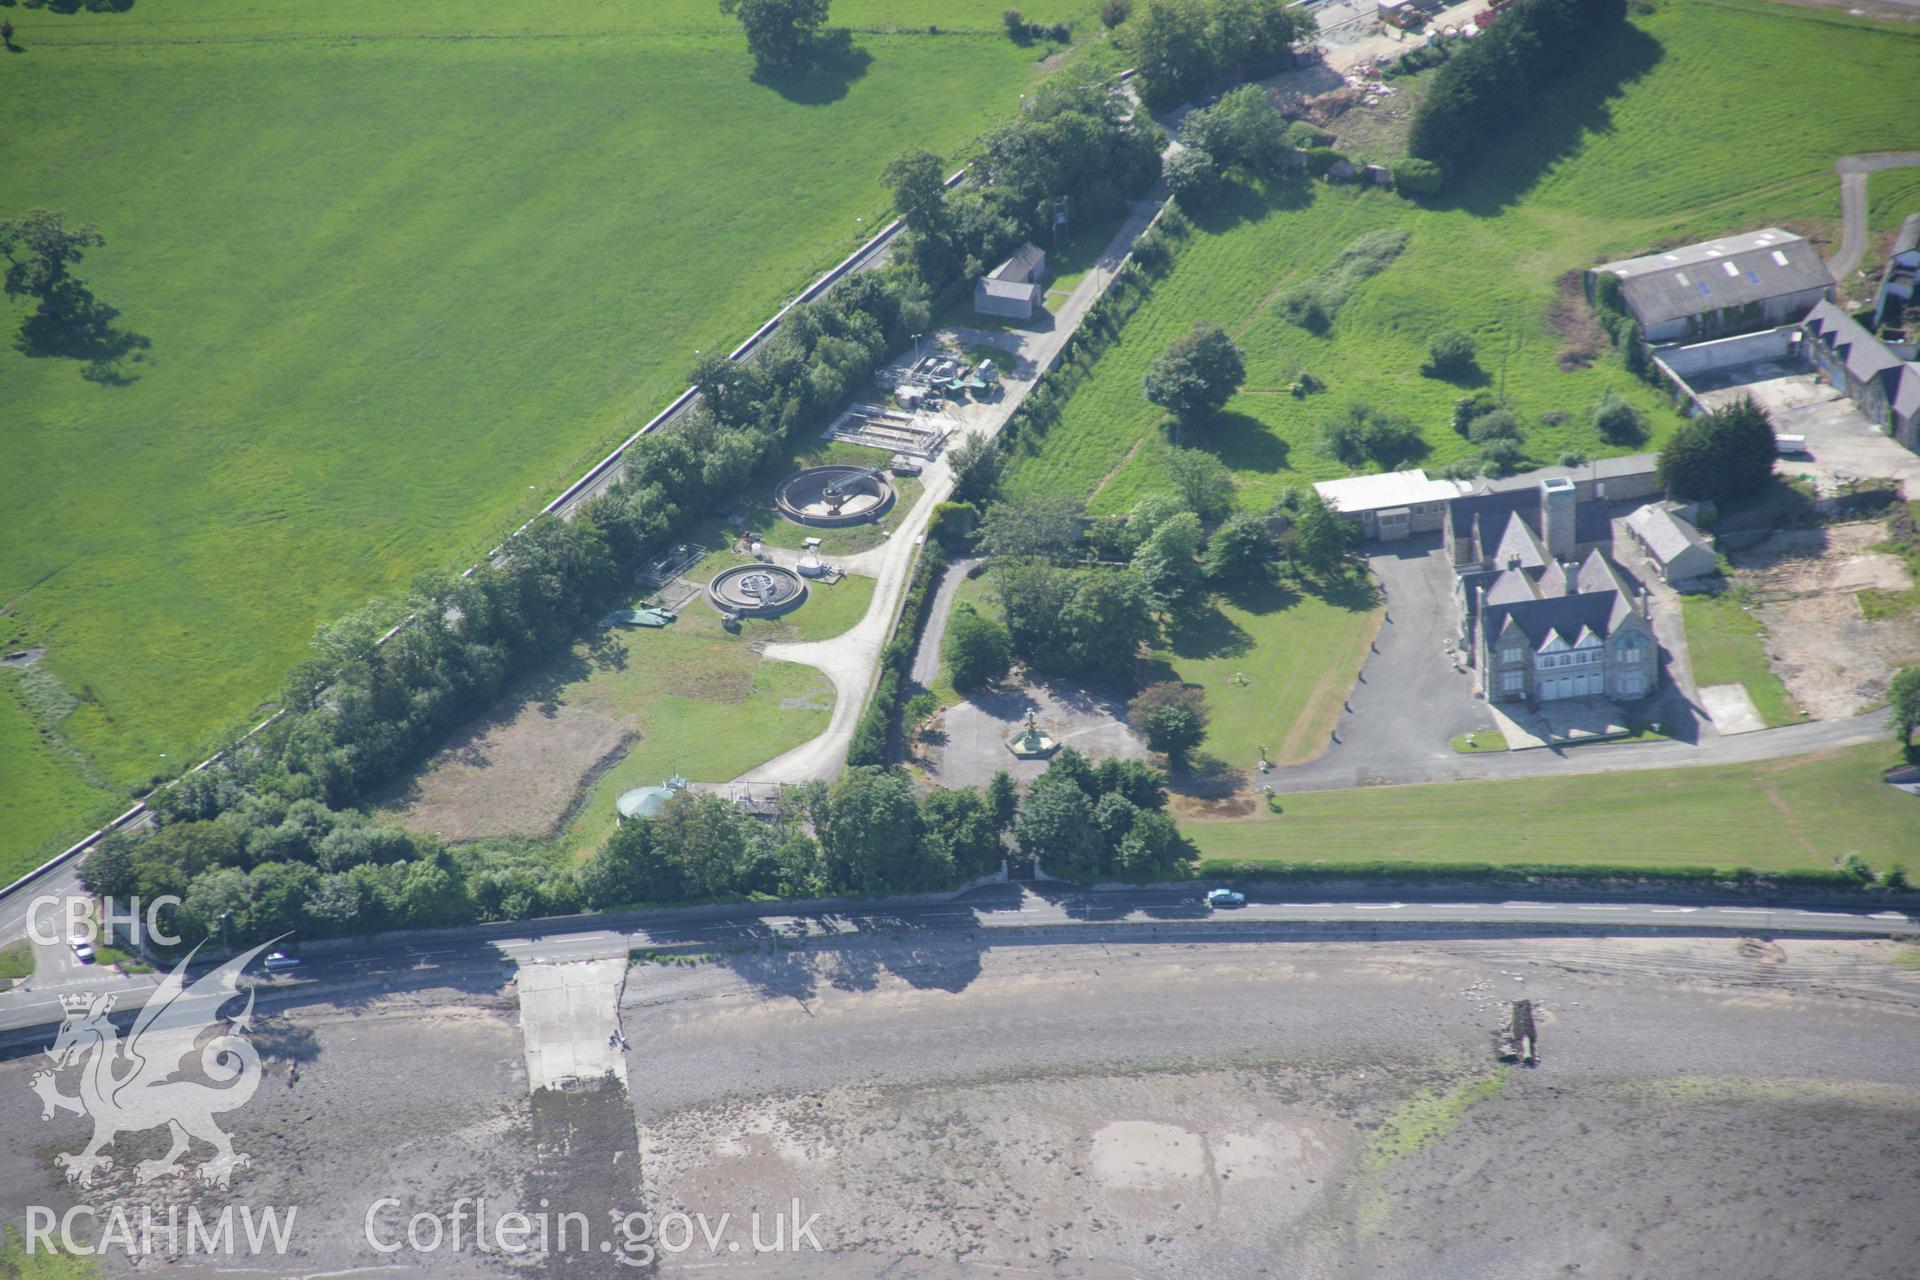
<box><xmin>1205</xmin><ymin>888</ymin><xmax>1247</xmax><ymax>908</ymax></box>
<box><xmin>69</xmin><ymin>939</ymin><xmax>95</xmax><ymax>963</ymax></box>
<box><xmin>263</xmin><ymin>950</ymin><xmax>302</xmax><ymax>972</ymax></box>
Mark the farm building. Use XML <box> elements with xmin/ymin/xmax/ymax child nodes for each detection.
<box><xmin>1624</xmin><ymin>504</ymin><xmax>1717</xmax><ymax>583</ymax></box>
<box><xmin>1801</xmin><ymin>300</ymin><xmax>1920</xmax><ymax>451</ymax></box>
<box><xmin>1872</xmin><ymin>213</ymin><xmax>1920</xmax><ymax>331</ymax></box>
<box><xmin>1587</xmin><ymin>228</ymin><xmax>1833</xmax><ymax>344</ymax></box>
<box><xmin>975</xmin><ymin>242</ymin><xmax>1048</xmax><ymax>320</ymax></box>
<box><xmin>1313</xmin><ymin>469</ymin><xmax>1465</xmax><ymax>541</ymax></box>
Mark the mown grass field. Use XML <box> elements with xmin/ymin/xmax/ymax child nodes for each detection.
<box><xmin>0</xmin><ymin>0</ymin><xmax>1087</xmax><ymax>872</ymax></box>
<box><xmin>1187</xmin><ymin>744</ymin><xmax>1917</xmax><ymax>873</ymax></box>
<box><xmin>1005</xmin><ymin>0</ymin><xmax>1920</xmax><ymax>515</ymax></box>
<box><xmin>1680</xmin><ymin>592</ymin><xmax>1806</xmax><ymax>728</ymax></box>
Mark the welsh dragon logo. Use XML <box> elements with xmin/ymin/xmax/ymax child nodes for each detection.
<box><xmin>30</xmin><ymin>941</ymin><xmax>275</xmax><ymax>1189</ymax></box>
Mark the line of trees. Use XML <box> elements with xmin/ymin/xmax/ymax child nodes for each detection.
<box><xmin>1406</xmin><ymin>0</ymin><xmax>1628</xmax><ymax>183</ymax></box>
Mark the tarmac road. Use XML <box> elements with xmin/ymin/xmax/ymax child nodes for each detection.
<box><xmin>2</xmin><ymin>885</ymin><xmax>1911</xmax><ymax>1041</ymax></box>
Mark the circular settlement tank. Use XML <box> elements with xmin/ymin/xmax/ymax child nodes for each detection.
<box><xmin>707</xmin><ymin>563</ymin><xmax>808</xmax><ymax>618</ymax></box>
<box><xmin>772</xmin><ymin>465</ymin><xmax>896</xmax><ymax>528</ymax></box>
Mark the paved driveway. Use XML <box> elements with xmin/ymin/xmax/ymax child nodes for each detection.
<box><xmin>1264</xmin><ymin>537</ymin><xmax>1488</xmax><ymax>789</ymax></box>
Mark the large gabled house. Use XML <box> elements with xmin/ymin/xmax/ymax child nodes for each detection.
<box><xmin>1451</xmin><ymin>478</ymin><xmax>1660</xmax><ymax>706</ymax></box>
<box><xmin>1468</xmin><ymin>546</ymin><xmax>1659</xmax><ymax>704</ymax></box>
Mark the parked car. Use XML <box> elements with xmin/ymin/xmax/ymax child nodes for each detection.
<box><xmin>1205</xmin><ymin>888</ymin><xmax>1247</xmax><ymax>908</ymax></box>
<box><xmin>263</xmin><ymin>950</ymin><xmax>302</xmax><ymax>972</ymax></box>
<box><xmin>69</xmin><ymin>938</ymin><xmax>95</xmax><ymax>963</ymax></box>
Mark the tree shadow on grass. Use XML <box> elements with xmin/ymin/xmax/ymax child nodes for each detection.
<box><xmin>1183</xmin><ymin>171</ymin><xmax>1313</xmax><ymax>237</ymax></box>
<box><xmin>1421</xmin><ymin>361</ymin><xmax>1490</xmax><ymax>389</ymax></box>
<box><xmin>1164</xmin><ymin>598</ymin><xmax>1254</xmax><ymax>661</ymax></box>
<box><xmin>1218</xmin><ymin>575</ymin><xmax>1303</xmax><ymax>618</ymax></box>
<box><xmin>750</xmin><ymin>31</ymin><xmax>872</xmax><ymax>106</ymax></box>
<box><xmin>1297</xmin><ymin>569</ymin><xmax>1381</xmax><ymax>613</ymax></box>
<box><xmin>1181</xmin><ymin>409</ymin><xmax>1291</xmax><ymax>473</ymax></box>
<box><xmin>1435</xmin><ymin>24</ymin><xmax>1666</xmax><ymax>217</ymax></box>
<box><xmin>15</xmin><ymin>290</ymin><xmax>151</xmax><ymax>386</ymax></box>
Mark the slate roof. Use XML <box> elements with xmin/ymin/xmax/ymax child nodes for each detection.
<box><xmin>1475</xmin><ymin>452</ymin><xmax>1658</xmax><ymax>494</ymax></box>
<box><xmin>989</xmin><ymin>242</ymin><xmax>1046</xmax><ymax>282</ymax></box>
<box><xmin>976</xmin><ymin>277</ymin><xmax>1045</xmax><ymax>304</ymax></box>
<box><xmin>1448</xmin><ymin>487</ymin><xmax>1611</xmax><ymax>553</ymax></box>
<box><xmin>1463</xmin><ymin>548</ymin><xmax>1634</xmax><ymax>652</ymax></box>
<box><xmin>1483</xmin><ymin>588</ymin><xmax>1637</xmax><ymax>652</ymax></box>
<box><xmin>1626</xmin><ymin>505</ymin><xmax>1712</xmax><ymax>567</ymax></box>
<box><xmin>1893</xmin><ymin>213</ymin><xmax>1920</xmax><ymax>261</ymax></box>
<box><xmin>1593</xmin><ymin>229</ymin><xmax>1832</xmax><ymax>327</ymax></box>
<box><xmin>1804</xmin><ymin>299</ymin><xmax>1920</xmax><ymax>420</ymax></box>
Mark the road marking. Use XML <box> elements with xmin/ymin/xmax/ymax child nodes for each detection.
<box><xmin>1869</xmin><ymin>912</ymin><xmax>1911</xmax><ymax>921</ymax></box>
<box><xmin>1651</xmin><ymin>907</ymin><xmax>1699</xmax><ymax>914</ymax></box>
<box><xmin>1353</xmin><ymin>903</ymin><xmax>1406</xmax><ymax>910</ymax></box>
<box><xmin>1502</xmin><ymin>904</ymin><xmax>1553</xmax><ymax>910</ymax></box>
<box><xmin>1577</xmin><ymin>906</ymin><xmax>1629</xmax><ymax>911</ymax></box>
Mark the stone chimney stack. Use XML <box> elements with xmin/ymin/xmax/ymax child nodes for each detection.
<box><xmin>1541</xmin><ymin>476</ymin><xmax>1577</xmax><ymax>559</ymax></box>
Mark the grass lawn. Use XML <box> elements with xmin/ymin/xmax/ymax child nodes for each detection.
<box><xmin>1451</xmin><ymin>731</ymin><xmax>1507</xmax><ymax>754</ymax></box>
<box><xmin>1680</xmin><ymin>592</ymin><xmax>1805</xmax><ymax>728</ymax></box>
<box><xmin>1187</xmin><ymin>744</ymin><xmax>1919</xmax><ymax>873</ymax></box>
<box><xmin>1144</xmin><ymin>575</ymin><xmax>1382</xmax><ymax>770</ymax></box>
<box><xmin>0</xmin><ymin>0</ymin><xmax>1082</xmax><ymax>872</ymax></box>
<box><xmin>1004</xmin><ymin>0</ymin><xmax>1920</xmax><ymax>516</ymax></box>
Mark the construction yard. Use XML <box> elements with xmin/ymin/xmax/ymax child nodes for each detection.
<box><xmin>1725</xmin><ymin>522</ymin><xmax>1920</xmax><ymax>720</ymax></box>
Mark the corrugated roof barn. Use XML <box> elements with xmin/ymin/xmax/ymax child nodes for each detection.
<box><xmin>1588</xmin><ymin>228</ymin><xmax>1833</xmax><ymax>343</ymax></box>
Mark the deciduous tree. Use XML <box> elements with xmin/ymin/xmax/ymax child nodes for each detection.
<box><xmin>719</xmin><ymin>0</ymin><xmax>831</xmax><ymax>68</ymax></box>
<box><xmin>1144</xmin><ymin>322</ymin><xmax>1245</xmax><ymax>425</ymax></box>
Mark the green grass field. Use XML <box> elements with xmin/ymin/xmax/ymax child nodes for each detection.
<box><xmin>1188</xmin><ymin>743</ymin><xmax>1917</xmax><ymax>873</ymax></box>
<box><xmin>0</xmin><ymin>0</ymin><xmax>1089</xmax><ymax>873</ymax></box>
<box><xmin>1005</xmin><ymin>0</ymin><xmax>1920</xmax><ymax>516</ymax></box>
<box><xmin>1680</xmin><ymin>592</ymin><xmax>1805</xmax><ymax>728</ymax></box>
<box><xmin>1144</xmin><ymin>576</ymin><xmax>1382</xmax><ymax>769</ymax></box>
